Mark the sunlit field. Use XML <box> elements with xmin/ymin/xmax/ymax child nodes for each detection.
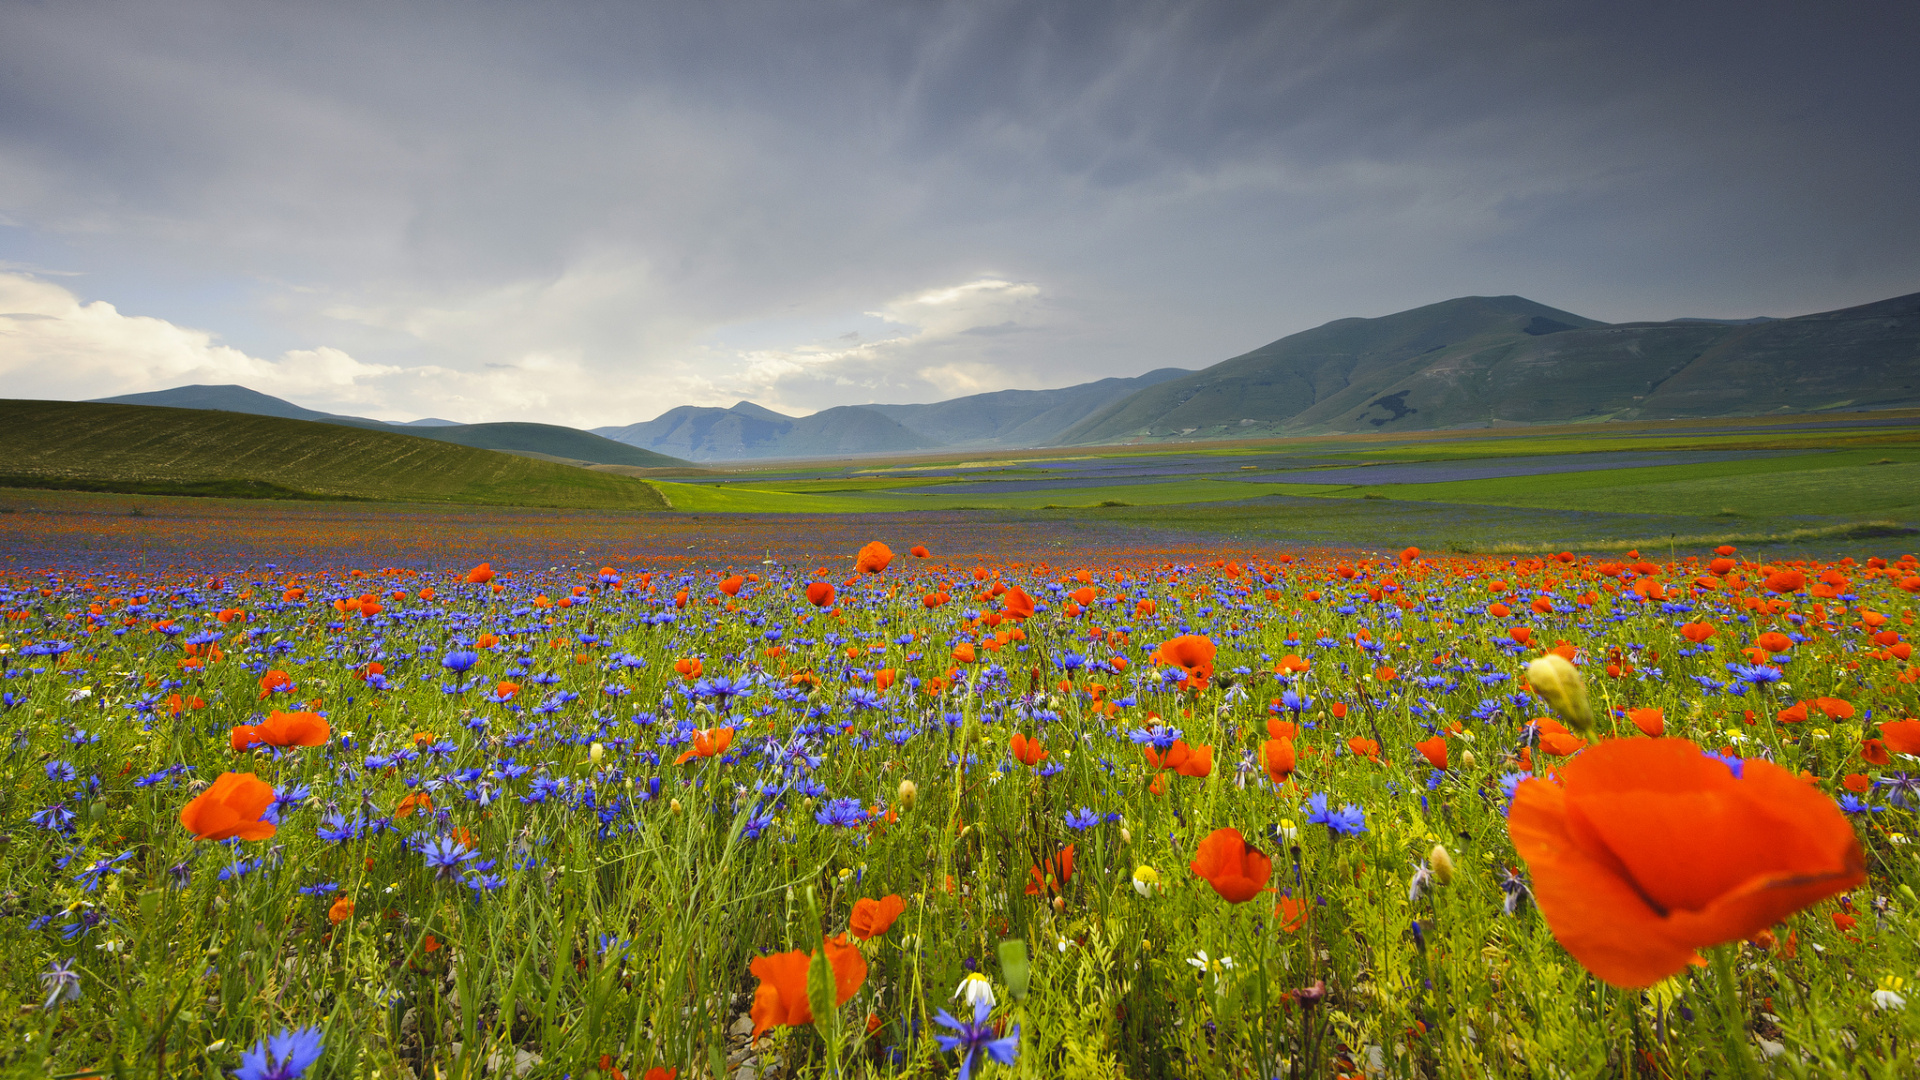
<box><xmin>3</xmin><ymin>500</ymin><xmax>1919</xmax><ymax>1078</ymax></box>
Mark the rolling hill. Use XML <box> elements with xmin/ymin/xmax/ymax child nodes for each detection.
<box><xmin>92</xmin><ymin>384</ymin><xmax>687</xmax><ymax>468</ymax></box>
<box><xmin>1063</xmin><ymin>292</ymin><xmax>1920</xmax><ymax>443</ymax></box>
<box><xmin>0</xmin><ymin>400</ymin><xmax>669</xmax><ymax>509</ymax></box>
<box><xmin>593</xmin><ymin>401</ymin><xmax>938</xmax><ymax>462</ymax></box>
<box><xmin>858</xmin><ymin>368</ymin><xmax>1191</xmax><ymax>448</ymax></box>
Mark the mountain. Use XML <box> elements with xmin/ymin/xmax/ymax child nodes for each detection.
<box><xmin>1062</xmin><ymin>292</ymin><xmax>1920</xmax><ymax>442</ymax></box>
<box><xmin>96</xmin><ymin>383</ymin><xmax>345</xmax><ymax>422</ymax></box>
<box><xmin>92</xmin><ymin>384</ymin><xmax>686</xmax><ymax>468</ymax></box>
<box><xmin>593</xmin><ymin>369</ymin><xmax>1194</xmax><ymax>461</ymax></box>
<box><xmin>0</xmin><ymin>400</ymin><xmax>667</xmax><ymax>509</ymax></box>
<box><xmin>594</xmin><ymin>401</ymin><xmax>937</xmax><ymax>462</ymax></box>
<box><xmin>858</xmin><ymin>368</ymin><xmax>1191</xmax><ymax>448</ymax></box>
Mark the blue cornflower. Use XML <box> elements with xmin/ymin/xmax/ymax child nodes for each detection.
<box><xmin>1279</xmin><ymin>688</ymin><xmax>1312</xmax><ymax>714</ymax></box>
<box><xmin>933</xmin><ymin>997</ymin><xmax>1020</xmax><ymax>1080</ymax></box>
<box><xmin>440</xmin><ymin>651</ymin><xmax>480</xmax><ymax>674</ymax></box>
<box><xmin>233</xmin><ymin>1026</ymin><xmax>324</xmax><ymax>1080</ymax></box>
<box><xmin>814</xmin><ymin>797</ymin><xmax>869</xmax><ymax>829</ymax></box>
<box><xmin>1497</xmin><ymin>771</ymin><xmax>1530</xmax><ymax>802</ymax></box>
<box><xmin>39</xmin><ymin>958</ymin><xmax>81</xmax><ymax>1010</ymax></box>
<box><xmin>1305</xmin><ymin>793</ymin><xmax>1367</xmax><ymax>836</ymax></box>
<box><xmin>1838</xmin><ymin>793</ymin><xmax>1881</xmax><ymax>815</ymax></box>
<box><xmin>73</xmin><ymin>851</ymin><xmax>135</xmax><ymax>892</ymax></box>
<box><xmin>29</xmin><ymin>804</ymin><xmax>76</xmax><ymax>832</ymax></box>
<box><xmin>1064</xmin><ymin>807</ymin><xmax>1101</xmax><ymax>831</ymax></box>
<box><xmin>1728</xmin><ymin>663</ymin><xmax>1783</xmax><ymax>686</ymax></box>
<box><xmin>45</xmin><ymin>760</ymin><xmax>76</xmax><ymax>783</ymax></box>
<box><xmin>421</xmin><ymin>836</ymin><xmax>479</xmax><ymax>879</ymax></box>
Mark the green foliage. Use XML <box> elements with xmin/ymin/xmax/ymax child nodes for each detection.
<box><xmin>0</xmin><ymin>400</ymin><xmax>669</xmax><ymax>510</ymax></box>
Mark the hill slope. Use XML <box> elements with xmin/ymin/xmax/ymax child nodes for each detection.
<box><xmin>859</xmin><ymin>367</ymin><xmax>1191</xmax><ymax>448</ymax></box>
<box><xmin>92</xmin><ymin>384</ymin><xmax>686</xmax><ymax>467</ymax></box>
<box><xmin>0</xmin><ymin>400</ymin><xmax>668</xmax><ymax>509</ymax></box>
<box><xmin>1065</xmin><ymin>292</ymin><xmax>1920</xmax><ymax>442</ymax></box>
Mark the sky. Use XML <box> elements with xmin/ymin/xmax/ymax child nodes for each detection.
<box><xmin>1</xmin><ymin>0</ymin><xmax>1917</xmax><ymax>427</ymax></box>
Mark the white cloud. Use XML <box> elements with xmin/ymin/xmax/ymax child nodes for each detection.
<box><xmin>0</xmin><ymin>272</ymin><xmax>405</xmax><ymax>406</ymax></box>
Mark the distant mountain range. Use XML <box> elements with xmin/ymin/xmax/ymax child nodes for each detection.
<box><xmin>1061</xmin><ymin>291</ymin><xmax>1920</xmax><ymax>443</ymax></box>
<box><xmin>92</xmin><ymin>385</ymin><xmax>687</xmax><ymax>469</ymax></box>
<box><xmin>590</xmin><ymin>368</ymin><xmax>1190</xmax><ymax>461</ymax></box>
<box><xmin>88</xmin><ymin>288</ymin><xmax>1920</xmax><ymax>464</ymax></box>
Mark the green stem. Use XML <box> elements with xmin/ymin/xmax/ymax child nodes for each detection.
<box><xmin>1709</xmin><ymin>945</ymin><xmax>1759</xmax><ymax>1080</ymax></box>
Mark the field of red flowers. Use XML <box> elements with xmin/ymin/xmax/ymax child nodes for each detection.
<box><xmin>2</xmin><ymin>495</ymin><xmax>1918</xmax><ymax>1078</ymax></box>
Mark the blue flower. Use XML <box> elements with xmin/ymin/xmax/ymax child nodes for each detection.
<box><xmin>933</xmin><ymin>997</ymin><xmax>1020</xmax><ymax>1080</ymax></box>
<box><xmin>814</xmin><ymin>797</ymin><xmax>869</xmax><ymax>829</ymax></box>
<box><xmin>440</xmin><ymin>651</ymin><xmax>480</xmax><ymax>674</ymax></box>
<box><xmin>38</xmin><ymin>957</ymin><xmax>81</xmax><ymax>1010</ymax></box>
<box><xmin>1305</xmin><ymin>793</ymin><xmax>1366</xmax><ymax>836</ymax></box>
<box><xmin>1064</xmin><ymin>807</ymin><xmax>1101</xmax><ymax>831</ymax></box>
<box><xmin>233</xmin><ymin>1025</ymin><xmax>324</xmax><ymax>1080</ymax></box>
<box><xmin>421</xmin><ymin>836</ymin><xmax>479</xmax><ymax>878</ymax></box>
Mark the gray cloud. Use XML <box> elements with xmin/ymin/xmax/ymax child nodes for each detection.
<box><xmin>0</xmin><ymin>0</ymin><xmax>1915</xmax><ymax>424</ymax></box>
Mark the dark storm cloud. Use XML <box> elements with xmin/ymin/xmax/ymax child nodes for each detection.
<box><xmin>0</xmin><ymin>0</ymin><xmax>1914</xmax><ymax>424</ymax></box>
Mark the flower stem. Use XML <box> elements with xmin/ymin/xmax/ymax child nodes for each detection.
<box><xmin>1708</xmin><ymin>945</ymin><xmax>1759</xmax><ymax>1079</ymax></box>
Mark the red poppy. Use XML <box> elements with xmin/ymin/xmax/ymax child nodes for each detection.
<box><xmin>1262</xmin><ymin>737</ymin><xmax>1296</xmax><ymax>784</ymax></box>
<box><xmin>719</xmin><ymin>575</ymin><xmax>745</xmax><ymax>597</ymax></box>
<box><xmin>1001</xmin><ymin>586</ymin><xmax>1035</xmax><ymax>621</ymax></box>
<box><xmin>1863</xmin><ymin>738</ymin><xmax>1891</xmax><ymax>765</ymax></box>
<box><xmin>1415</xmin><ymin>736</ymin><xmax>1448</xmax><ymax>771</ymax></box>
<box><xmin>179</xmin><ymin>772</ymin><xmax>277</xmax><ymax>841</ymax></box>
<box><xmin>1879</xmin><ymin>720</ymin><xmax>1920</xmax><ymax>755</ymax></box>
<box><xmin>229</xmin><ymin>710</ymin><xmax>330</xmax><ymax>751</ymax></box>
<box><xmin>1627</xmin><ymin>708</ymin><xmax>1664</xmax><ymax>737</ymax></box>
<box><xmin>748</xmin><ymin>934</ymin><xmax>868</xmax><ymax>1040</ymax></box>
<box><xmin>393</xmin><ymin>792</ymin><xmax>434</xmax><ymax>819</ymax></box>
<box><xmin>1190</xmin><ymin>827</ymin><xmax>1272</xmax><ymax>903</ymax></box>
<box><xmin>1275</xmin><ymin>894</ymin><xmax>1308</xmax><ymax>932</ymax></box>
<box><xmin>1156</xmin><ymin>635</ymin><xmax>1216</xmax><ymax>689</ymax></box>
<box><xmin>1508</xmin><ymin>737</ymin><xmax>1865</xmax><ymax>987</ymax></box>
<box><xmin>1813</xmin><ymin>697</ymin><xmax>1854</xmax><ymax>720</ymax></box>
<box><xmin>256</xmin><ymin>669</ymin><xmax>295</xmax><ymax>700</ymax></box>
<box><xmin>849</xmin><ymin>894</ymin><xmax>906</xmax><ymax>940</ymax></box>
<box><xmin>1026</xmin><ymin>844</ymin><xmax>1076</xmax><ymax>896</ymax></box>
<box><xmin>1755</xmin><ymin>632</ymin><xmax>1794</xmax><ymax>654</ymax></box>
<box><xmin>674</xmin><ymin>727</ymin><xmax>735</xmax><ymax>765</ymax></box>
<box><xmin>1009</xmin><ymin>733</ymin><xmax>1048</xmax><ymax>767</ymax></box>
<box><xmin>806</xmin><ymin>582</ymin><xmax>836</xmax><ymax>607</ymax></box>
<box><xmin>673</xmin><ymin>657</ymin><xmax>703</xmax><ymax>681</ymax></box>
<box><xmin>951</xmin><ymin>643</ymin><xmax>976</xmax><ymax>664</ymax></box>
<box><xmin>910</xmin><ymin>545</ymin><xmax>930</xmax><ymax>558</ymax></box>
<box><xmin>1144</xmin><ymin>739</ymin><xmax>1213</xmax><ymax>778</ymax></box>
<box><xmin>465</xmin><ymin>563</ymin><xmax>495</xmax><ymax>584</ymax></box>
<box><xmin>855</xmin><ymin>542</ymin><xmax>894</xmax><ymax>575</ymax></box>
<box><xmin>1764</xmin><ymin>570</ymin><xmax>1806</xmax><ymax>594</ymax></box>
<box><xmin>1679</xmin><ymin>622</ymin><xmax>1717</xmax><ymax>642</ymax></box>
<box><xmin>1347</xmin><ymin>737</ymin><xmax>1380</xmax><ymax>762</ymax></box>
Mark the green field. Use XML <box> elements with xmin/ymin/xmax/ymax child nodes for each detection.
<box><xmin>0</xmin><ymin>400</ymin><xmax>668</xmax><ymax>510</ymax></box>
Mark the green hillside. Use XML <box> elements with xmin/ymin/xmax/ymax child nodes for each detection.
<box><xmin>1063</xmin><ymin>291</ymin><xmax>1920</xmax><ymax>442</ymax></box>
<box><xmin>401</xmin><ymin>421</ymin><xmax>686</xmax><ymax>467</ymax></box>
<box><xmin>0</xmin><ymin>400</ymin><xmax>668</xmax><ymax>509</ymax></box>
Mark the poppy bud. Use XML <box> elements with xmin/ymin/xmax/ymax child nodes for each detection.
<box><xmin>669</xmin><ymin>798</ymin><xmax>683</xmax><ymax>816</ymax></box>
<box><xmin>1526</xmin><ymin>653</ymin><xmax>1594</xmax><ymax>737</ymax></box>
<box><xmin>1120</xmin><ymin>827</ymin><xmax>1132</xmax><ymax>845</ymax></box>
<box><xmin>1460</xmin><ymin>748</ymin><xmax>1476</xmax><ymax>769</ymax></box>
<box><xmin>589</xmin><ymin>742</ymin><xmax>604</xmax><ymax>764</ymax></box>
<box><xmin>1429</xmin><ymin>844</ymin><xmax>1454</xmax><ymax>886</ymax></box>
<box><xmin>897</xmin><ymin>778</ymin><xmax>917</xmax><ymax>810</ymax></box>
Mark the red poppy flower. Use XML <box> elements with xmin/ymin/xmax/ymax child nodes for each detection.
<box><xmin>806</xmin><ymin>582</ymin><xmax>836</xmax><ymax>607</ymax></box>
<box><xmin>229</xmin><ymin>710</ymin><xmax>330</xmax><ymax>751</ymax></box>
<box><xmin>1679</xmin><ymin>622</ymin><xmax>1717</xmax><ymax>642</ymax></box>
<box><xmin>1863</xmin><ymin>738</ymin><xmax>1891</xmax><ymax>765</ymax></box>
<box><xmin>1347</xmin><ymin>737</ymin><xmax>1380</xmax><ymax>762</ymax></box>
<box><xmin>719</xmin><ymin>575</ymin><xmax>745</xmax><ymax>597</ymax></box>
<box><xmin>465</xmin><ymin>563</ymin><xmax>495</xmax><ymax>584</ymax></box>
<box><xmin>1026</xmin><ymin>844</ymin><xmax>1075</xmax><ymax>896</ymax></box>
<box><xmin>179</xmin><ymin>772</ymin><xmax>277</xmax><ymax>841</ymax></box>
<box><xmin>910</xmin><ymin>545</ymin><xmax>930</xmax><ymax>558</ymax></box>
<box><xmin>748</xmin><ymin>934</ymin><xmax>867</xmax><ymax>1040</ymax></box>
<box><xmin>673</xmin><ymin>657</ymin><xmax>703</xmax><ymax>681</ymax></box>
<box><xmin>1144</xmin><ymin>739</ymin><xmax>1213</xmax><ymax>778</ymax></box>
<box><xmin>1001</xmin><ymin>586</ymin><xmax>1035</xmax><ymax>621</ymax></box>
<box><xmin>1262</xmin><ymin>737</ymin><xmax>1296</xmax><ymax>784</ymax></box>
<box><xmin>1009</xmin><ymin>733</ymin><xmax>1048</xmax><ymax>767</ymax></box>
<box><xmin>1880</xmin><ymin>720</ymin><xmax>1920</xmax><ymax>755</ymax></box>
<box><xmin>1190</xmin><ymin>827</ymin><xmax>1272</xmax><ymax>903</ymax></box>
<box><xmin>849</xmin><ymin>894</ymin><xmax>906</xmax><ymax>940</ymax></box>
<box><xmin>674</xmin><ymin>727</ymin><xmax>734</xmax><ymax>765</ymax></box>
<box><xmin>1156</xmin><ymin>634</ymin><xmax>1216</xmax><ymax>689</ymax></box>
<box><xmin>855</xmin><ymin>542</ymin><xmax>894</xmax><ymax>575</ymax></box>
<box><xmin>1415</xmin><ymin>736</ymin><xmax>1448</xmax><ymax>771</ymax></box>
<box><xmin>1275</xmin><ymin>894</ymin><xmax>1308</xmax><ymax>932</ymax></box>
<box><xmin>1509</xmin><ymin>737</ymin><xmax>1865</xmax><ymax>987</ymax></box>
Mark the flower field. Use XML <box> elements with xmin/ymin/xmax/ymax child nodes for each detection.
<box><xmin>4</xmin><ymin>519</ymin><xmax>1920</xmax><ymax>1078</ymax></box>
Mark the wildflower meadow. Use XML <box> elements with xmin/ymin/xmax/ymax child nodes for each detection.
<box><xmin>5</xmin><ymin>533</ymin><xmax>1920</xmax><ymax>1078</ymax></box>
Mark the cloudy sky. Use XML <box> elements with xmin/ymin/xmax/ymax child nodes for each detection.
<box><xmin>1</xmin><ymin>1</ymin><xmax>1916</xmax><ymax>426</ymax></box>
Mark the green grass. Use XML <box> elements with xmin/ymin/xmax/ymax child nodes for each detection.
<box><xmin>0</xmin><ymin>400</ymin><xmax>668</xmax><ymax>510</ymax></box>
